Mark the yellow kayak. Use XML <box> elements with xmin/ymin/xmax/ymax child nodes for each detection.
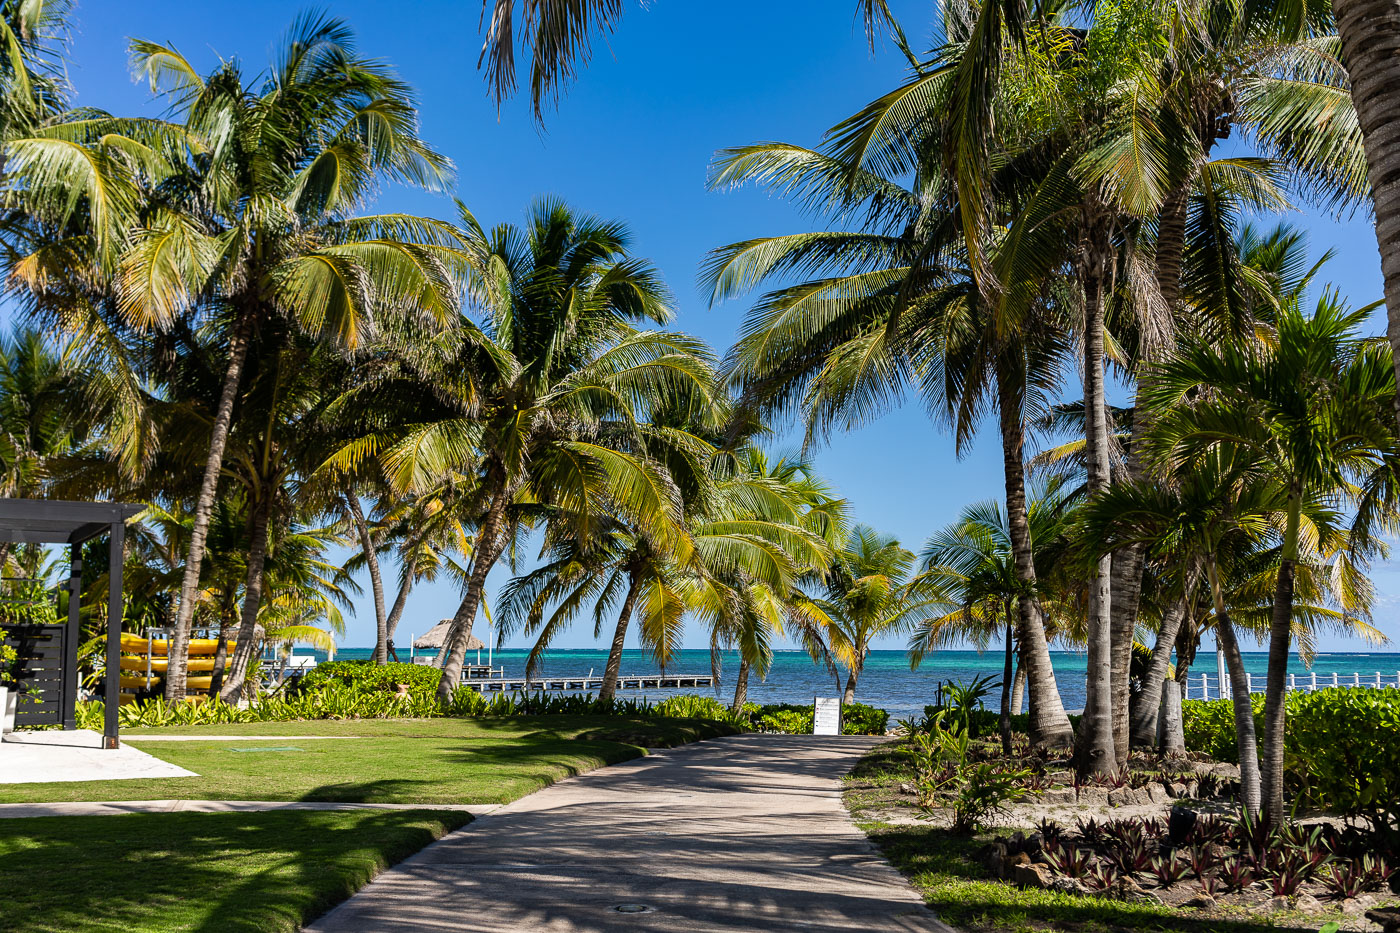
<box><xmin>119</xmin><ymin>633</ymin><xmax>234</xmax><ymax>656</ymax></box>
<box><xmin>120</xmin><ymin>674</ymin><xmax>215</xmax><ymax>690</ymax></box>
<box><xmin>119</xmin><ymin>656</ymin><xmax>227</xmax><ymax>673</ymax></box>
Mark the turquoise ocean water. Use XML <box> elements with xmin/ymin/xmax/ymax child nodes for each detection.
<box><xmin>308</xmin><ymin>647</ymin><xmax>1400</xmax><ymax>721</ymax></box>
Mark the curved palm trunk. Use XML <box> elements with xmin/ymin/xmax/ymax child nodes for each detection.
<box><xmin>599</xmin><ymin>574</ymin><xmax>640</xmax><ymax>703</ymax></box>
<box><xmin>731</xmin><ymin>658</ymin><xmax>751</xmax><ymax>711</ymax></box>
<box><xmin>1129</xmin><ymin>564</ymin><xmax>1199</xmax><ymax>747</ymax></box>
<box><xmin>437</xmin><ymin>480</ymin><xmax>510</xmax><ymax>703</ymax></box>
<box><xmin>383</xmin><ymin>550</ymin><xmax>419</xmax><ymax>663</ymax></box>
<box><xmin>207</xmin><ymin>603</ymin><xmax>236</xmax><ymax>698</ymax></box>
<box><xmin>998</xmin><ymin>616</ymin><xmax>1014</xmax><ymax>755</ymax></box>
<box><xmin>842</xmin><ymin>669</ymin><xmax>858</xmax><ymax>705</ymax></box>
<box><xmin>1208</xmin><ymin>560</ymin><xmax>1262</xmax><ymax>817</ymax></box>
<box><xmin>218</xmin><ymin>483</ymin><xmax>275</xmax><ymax>701</ymax></box>
<box><xmin>1333</xmin><ymin>0</ymin><xmax>1400</xmax><ymax>412</ymax></box>
<box><xmin>1075</xmin><ymin>217</ymin><xmax>1118</xmax><ymax>777</ymax></box>
<box><xmin>1010</xmin><ymin>661</ymin><xmax>1026</xmax><ymax>716</ymax></box>
<box><xmin>166</xmin><ymin>310</ymin><xmax>253</xmax><ymax>701</ymax></box>
<box><xmin>997</xmin><ymin>367</ymin><xmax>1074</xmax><ymax>748</ymax></box>
<box><xmin>346</xmin><ymin>491</ymin><xmax>389</xmax><ymax>665</ymax></box>
<box><xmin>1261</xmin><ymin>497</ymin><xmax>1301</xmax><ymax>827</ymax></box>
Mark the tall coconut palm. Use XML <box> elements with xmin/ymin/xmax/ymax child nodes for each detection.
<box><xmin>1146</xmin><ymin>290</ymin><xmax>1397</xmax><ymax>825</ymax></box>
<box><xmin>330</xmin><ymin>197</ymin><xmax>718</xmax><ymax>701</ymax></box>
<box><xmin>5</xmin><ymin>13</ymin><xmax>461</xmax><ymax>699</ymax></box>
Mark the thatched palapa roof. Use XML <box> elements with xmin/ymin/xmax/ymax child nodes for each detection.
<box><xmin>412</xmin><ymin>620</ymin><xmax>485</xmax><ymax>651</ymax></box>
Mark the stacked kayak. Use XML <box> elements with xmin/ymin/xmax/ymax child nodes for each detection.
<box><xmin>117</xmin><ymin>633</ymin><xmax>235</xmax><ymax>703</ymax></box>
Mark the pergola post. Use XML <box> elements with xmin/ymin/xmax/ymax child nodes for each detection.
<box><xmin>103</xmin><ymin>521</ymin><xmax>124</xmax><ymax>749</ymax></box>
<box><xmin>62</xmin><ymin>543</ymin><xmax>82</xmax><ymax>730</ymax></box>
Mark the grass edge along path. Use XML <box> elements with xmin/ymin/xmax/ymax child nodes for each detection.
<box><xmin>0</xmin><ymin>715</ymin><xmax>740</xmax><ymax>805</ymax></box>
<box><xmin>0</xmin><ymin>809</ymin><xmax>471</xmax><ymax>933</ymax></box>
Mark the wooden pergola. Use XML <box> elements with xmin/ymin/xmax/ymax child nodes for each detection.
<box><xmin>0</xmin><ymin>498</ymin><xmax>142</xmax><ymax>749</ymax></box>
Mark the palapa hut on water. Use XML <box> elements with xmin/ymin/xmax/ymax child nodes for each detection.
<box><xmin>412</xmin><ymin>621</ymin><xmax>485</xmax><ymax>665</ymax></box>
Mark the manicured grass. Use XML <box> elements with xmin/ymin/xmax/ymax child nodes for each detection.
<box><xmin>0</xmin><ymin>715</ymin><xmax>738</xmax><ymax>804</ymax></box>
<box><xmin>0</xmin><ymin>809</ymin><xmax>470</xmax><ymax>933</ymax></box>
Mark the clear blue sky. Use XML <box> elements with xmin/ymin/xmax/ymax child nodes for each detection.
<box><xmin>57</xmin><ymin>1</ymin><xmax>1397</xmax><ymax>653</ymax></box>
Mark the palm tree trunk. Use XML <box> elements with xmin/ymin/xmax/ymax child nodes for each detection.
<box><xmin>1129</xmin><ymin>564</ymin><xmax>1199</xmax><ymax>747</ymax></box>
<box><xmin>999</xmin><ymin>616</ymin><xmax>1014</xmax><ymax>755</ymax></box>
<box><xmin>383</xmin><ymin>550</ymin><xmax>419</xmax><ymax>662</ymax></box>
<box><xmin>1333</xmin><ymin>0</ymin><xmax>1400</xmax><ymax>411</ymax></box>
<box><xmin>1010</xmin><ymin>660</ymin><xmax>1026</xmax><ymax>715</ymax></box>
<box><xmin>1075</xmin><ymin>217</ymin><xmax>1118</xmax><ymax>776</ymax></box>
<box><xmin>731</xmin><ymin>658</ymin><xmax>751</xmax><ymax>711</ymax></box>
<box><xmin>166</xmin><ymin>310</ymin><xmax>253</xmax><ymax>701</ymax></box>
<box><xmin>218</xmin><ymin>482</ymin><xmax>275</xmax><ymax>701</ymax></box>
<box><xmin>346</xmin><ymin>490</ymin><xmax>389</xmax><ymax>664</ymax></box>
<box><xmin>207</xmin><ymin>605</ymin><xmax>235</xmax><ymax>698</ymax></box>
<box><xmin>437</xmin><ymin>479</ymin><xmax>510</xmax><ymax>703</ymax></box>
<box><xmin>842</xmin><ymin>669</ymin><xmax>858</xmax><ymax>705</ymax></box>
<box><xmin>1110</xmin><ymin>180</ymin><xmax>1191</xmax><ymax>761</ymax></box>
<box><xmin>1208</xmin><ymin>560</ymin><xmax>1262</xmax><ymax>816</ymax></box>
<box><xmin>599</xmin><ymin>574</ymin><xmax>640</xmax><ymax>703</ymax></box>
<box><xmin>1261</xmin><ymin>495</ymin><xmax>1301</xmax><ymax>827</ymax></box>
<box><xmin>996</xmin><ymin>366</ymin><xmax>1074</xmax><ymax>748</ymax></box>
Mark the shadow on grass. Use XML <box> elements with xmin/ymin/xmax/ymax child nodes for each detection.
<box><xmin>864</xmin><ymin>823</ymin><xmax>1323</xmax><ymax>933</ymax></box>
<box><xmin>0</xmin><ymin>809</ymin><xmax>471</xmax><ymax>933</ymax></box>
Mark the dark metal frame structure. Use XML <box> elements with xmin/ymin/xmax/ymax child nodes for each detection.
<box><xmin>0</xmin><ymin>498</ymin><xmax>142</xmax><ymax>749</ymax></box>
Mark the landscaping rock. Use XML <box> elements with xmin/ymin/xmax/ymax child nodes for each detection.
<box><xmin>897</xmin><ymin>782</ymin><xmax>917</xmax><ymax>796</ymax></box>
<box><xmin>1005</xmin><ymin>851</ymin><xmax>1033</xmax><ymax>874</ymax></box>
<box><xmin>1023</xmin><ymin>832</ymin><xmax>1044</xmax><ymax>858</ymax></box>
<box><xmin>1049</xmin><ymin>878</ymin><xmax>1087</xmax><ymax>895</ymax></box>
<box><xmin>1146</xmin><ymin>783</ymin><xmax>1171</xmax><ymax>804</ymax></box>
<box><xmin>1108</xmin><ymin>786</ymin><xmax>1149</xmax><ymax>807</ymax></box>
<box><xmin>1366</xmin><ymin>907</ymin><xmax>1400</xmax><ymax>933</ymax></box>
<box><xmin>1037</xmin><ymin>786</ymin><xmax>1076</xmax><ymax>804</ymax></box>
<box><xmin>1166</xmin><ymin>782</ymin><xmax>1190</xmax><ymax>799</ymax></box>
<box><xmin>1047</xmin><ymin>770</ymin><xmax>1073</xmax><ymax>784</ymax></box>
<box><xmin>979</xmin><ymin>842</ymin><xmax>1008</xmax><ymax>878</ymax></box>
<box><xmin>1183</xmin><ymin>894</ymin><xmax>1216</xmax><ymax>911</ymax></box>
<box><xmin>1294</xmin><ymin>893</ymin><xmax>1322</xmax><ymax>913</ymax></box>
<box><xmin>1014</xmin><ymin>863</ymin><xmax>1055</xmax><ymax>889</ymax></box>
<box><xmin>1268</xmin><ymin>897</ymin><xmax>1291</xmax><ymax>912</ymax></box>
<box><xmin>1077</xmin><ymin>785</ymin><xmax>1110</xmax><ymax>804</ymax></box>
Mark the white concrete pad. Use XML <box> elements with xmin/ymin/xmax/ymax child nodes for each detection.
<box><xmin>0</xmin><ymin>729</ymin><xmax>197</xmax><ymax>783</ymax></box>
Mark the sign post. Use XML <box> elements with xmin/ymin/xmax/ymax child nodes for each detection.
<box><xmin>813</xmin><ymin>696</ymin><xmax>841</xmax><ymax>735</ymax></box>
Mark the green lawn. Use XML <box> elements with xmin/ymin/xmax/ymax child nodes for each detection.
<box><xmin>0</xmin><ymin>809</ymin><xmax>470</xmax><ymax>933</ymax></box>
<box><xmin>0</xmin><ymin>715</ymin><xmax>738</xmax><ymax>805</ymax></box>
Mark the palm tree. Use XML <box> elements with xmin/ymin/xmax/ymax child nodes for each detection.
<box><xmin>5</xmin><ymin>13</ymin><xmax>461</xmax><ymax>699</ymax></box>
<box><xmin>331</xmin><ymin>197</ymin><xmax>718</xmax><ymax>701</ymax></box>
<box><xmin>910</xmin><ymin>480</ymin><xmax>1076</xmax><ymax>752</ymax></box>
<box><xmin>804</xmin><ymin>526</ymin><xmax>917</xmax><ymax>705</ymax></box>
<box><xmin>1146</xmin><ymin>290</ymin><xmax>1397</xmax><ymax>825</ymax></box>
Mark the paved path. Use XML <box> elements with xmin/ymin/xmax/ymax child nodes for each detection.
<box><xmin>307</xmin><ymin>734</ymin><xmax>947</xmax><ymax>933</ymax></box>
<box><xmin>0</xmin><ymin>800</ymin><xmax>498</xmax><ymax>818</ymax></box>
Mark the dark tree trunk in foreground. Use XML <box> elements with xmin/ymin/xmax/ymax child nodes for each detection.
<box><xmin>843</xmin><ymin>670</ymin><xmax>858</xmax><ymax>705</ymax></box>
<box><xmin>999</xmin><ymin>617</ymin><xmax>1014</xmax><ymax>755</ymax></box>
<box><xmin>997</xmin><ymin>370</ymin><xmax>1074</xmax><ymax>748</ymax></box>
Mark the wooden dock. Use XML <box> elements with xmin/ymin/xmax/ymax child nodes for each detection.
<box><xmin>460</xmin><ymin>674</ymin><xmax>714</xmax><ymax>693</ymax></box>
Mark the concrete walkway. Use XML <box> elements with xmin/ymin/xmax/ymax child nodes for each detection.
<box><xmin>307</xmin><ymin>734</ymin><xmax>947</xmax><ymax>933</ymax></box>
<box><xmin>0</xmin><ymin>730</ymin><xmax>196</xmax><ymax>783</ymax></box>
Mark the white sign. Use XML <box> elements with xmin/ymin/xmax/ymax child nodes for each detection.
<box><xmin>813</xmin><ymin>696</ymin><xmax>842</xmax><ymax>735</ymax></box>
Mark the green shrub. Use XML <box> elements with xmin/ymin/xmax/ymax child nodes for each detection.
<box><xmin>1286</xmin><ymin>687</ymin><xmax>1400</xmax><ymax>832</ymax></box>
<box><xmin>653</xmin><ymin>694</ymin><xmax>734</xmax><ymax>721</ymax></box>
<box><xmin>1180</xmin><ymin>695</ymin><xmax>1264</xmax><ymax>761</ymax></box>
<box><xmin>758</xmin><ymin>708</ymin><xmax>813</xmax><ymax>733</ymax></box>
<box><xmin>299</xmin><ymin>661</ymin><xmax>440</xmax><ymax>697</ymax></box>
<box><xmin>923</xmin><ymin>705</ymin><xmax>1030</xmax><ymax>738</ymax></box>
<box><xmin>841</xmin><ymin>702</ymin><xmax>888</xmax><ymax>735</ymax></box>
